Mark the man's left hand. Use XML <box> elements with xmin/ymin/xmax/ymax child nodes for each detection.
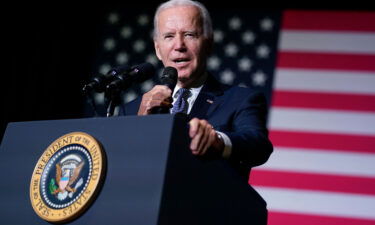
<box><xmin>188</xmin><ymin>118</ymin><xmax>224</xmax><ymax>156</ymax></box>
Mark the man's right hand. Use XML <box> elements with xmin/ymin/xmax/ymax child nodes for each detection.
<box><xmin>137</xmin><ymin>85</ymin><xmax>173</xmax><ymax>115</ymax></box>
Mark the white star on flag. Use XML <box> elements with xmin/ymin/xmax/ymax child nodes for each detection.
<box><xmin>145</xmin><ymin>54</ymin><xmax>159</xmax><ymax>66</ymax></box>
<box><xmin>260</xmin><ymin>17</ymin><xmax>274</xmax><ymax>31</ymax></box>
<box><xmin>229</xmin><ymin>17</ymin><xmax>242</xmax><ymax>30</ymax></box>
<box><xmin>137</xmin><ymin>14</ymin><xmax>149</xmax><ymax>26</ymax></box>
<box><xmin>141</xmin><ymin>80</ymin><xmax>154</xmax><ymax>92</ymax></box>
<box><xmin>108</xmin><ymin>13</ymin><xmax>119</xmax><ymax>24</ymax></box>
<box><xmin>104</xmin><ymin>38</ymin><xmax>116</xmax><ymax>51</ymax></box>
<box><xmin>242</xmin><ymin>30</ymin><xmax>256</xmax><ymax>44</ymax></box>
<box><xmin>116</xmin><ymin>52</ymin><xmax>129</xmax><ymax>65</ymax></box>
<box><xmin>214</xmin><ymin>30</ymin><xmax>224</xmax><ymax>43</ymax></box>
<box><xmin>208</xmin><ymin>56</ymin><xmax>221</xmax><ymax>70</ymax></box>
<box><xmin>220</xmin><ymin>69</ymin><xmax>235</xmax><ymax>84</ymax></box>
<box><xmin>238</xmin><ymin>57</ymin><xmax>252</xmax><ymax>71</ymax></box>
<box><xmin>99</xmin><ymin>63</ymin><xmax>111</xmax><ymax>75</ymax></box>
<box><xmin>224</xmin><ymin>43</ymin><xmax>238</xmax><ymax>57</ymax></box>
<box><xmin>94</xmin><ymin>92</ymin><xmax>105</xmax><ymax>105</ymax></box>
<box><xmin>252</xmin><ymin>70</ymin><xmax>267</xmax><ymax>86</ymax></box>
<box><xmin>257</xmin><ymin>44</ymin><xmax>270</xmax><ymax>58</ymax></box>
<box><xmin>123</xmin><ymin>91</ymin><xmax>137</xmax><ymax>103</ymax></box>
<box><xmin>120</xmin><ymin>26</ymin><xmax>133</xmax><ymax>39</ymax></box>
<box><xmin>133</xmin><ymin>40</ymin><xmax>146</xmax><ymax>53</ymax></box>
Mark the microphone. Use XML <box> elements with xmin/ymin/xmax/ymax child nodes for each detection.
<box><xmin>152</xmin><ymin>66</ymin><xmax>178</xmax><ymax>114</ymax></box>
<box><xmin>106</xmin><ymin>62</ymin><xmax>155</xmax><ymax>94</ymax></box>
<box><xmin>82</xmin><ymin>65</ymin><xmax>130</xmax><ymax>94</ymax></box>
<box><xmin>160</xmin><ymin>66</ymin><xmax>178</xmax><ymax>92</ymax></box>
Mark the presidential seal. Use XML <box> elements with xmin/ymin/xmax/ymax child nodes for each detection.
<box><xmin>30</xmin><ymin>132</ymin><xmax>106</xmax><ymax>223</ymax></box>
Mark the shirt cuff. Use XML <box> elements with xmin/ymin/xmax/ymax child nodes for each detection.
<box><xmin>216</xmin><ymin>131</ymin><xmax>232</xmax><ymax>159</ymax></box>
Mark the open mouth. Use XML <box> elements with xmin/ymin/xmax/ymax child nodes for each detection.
<box><xmin>173</xmin><ymin>58</ymin><xmax>190</xmax><ymax>64</ymax></box>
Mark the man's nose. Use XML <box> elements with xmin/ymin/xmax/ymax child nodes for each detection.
<box><xmin>174</xmin><ymin>36</ymin><xmax>187</xmax><ymax>52</ymax></box>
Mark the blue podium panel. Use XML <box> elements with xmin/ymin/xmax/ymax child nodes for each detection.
<box><xmin>0</xmin><ymin>115</ymin><xmax>177</xmax><ymax>225</ymax></box>
<box><xmin>0</xmin><ymin>114</ymin><xmax>267</xmax><ymax>225</ymax></box>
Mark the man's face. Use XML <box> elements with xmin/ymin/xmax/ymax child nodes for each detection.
<box><xmin>154</xmin><ymin>5</ymin><xmax>211</xmax><ymax>87</ymax></box>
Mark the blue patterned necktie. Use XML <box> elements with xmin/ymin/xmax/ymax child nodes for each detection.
<box><xmin>171</xmin><ymin>88</ymin><xmax>190</xmax><ymax>114</ymax></box>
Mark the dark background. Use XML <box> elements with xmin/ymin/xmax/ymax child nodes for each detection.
<box><xmin>2</xmin><ymin>1</ymin><xmax>373</xmax><ymax>142</ymax></box>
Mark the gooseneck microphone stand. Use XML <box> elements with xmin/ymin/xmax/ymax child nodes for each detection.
<box><xmin>105</xmin><ymin>89</ymin><xmax>121</xmax><ymax>117</ymax></box>
<box><xmin>82</xmin><ymin>84</ymin><xmax>100</xmax><ymax>117</ymax></box>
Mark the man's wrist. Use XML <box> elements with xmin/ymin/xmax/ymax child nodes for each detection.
<box><xmin>215</xmin><ymin>131</ymin><xmax>232</xmax><ymax>158</ymax></box>
<box><xmin>215</xmin><ymin>132</ymin><xmax>225</xmax><ymax>153</ymax></box>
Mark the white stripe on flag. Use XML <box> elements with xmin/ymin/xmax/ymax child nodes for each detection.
<box><xmin>280</xmin><ymin>30</ymin><xmax>375</xmax><ymax>54</ymax></box>
<box><xmin>269</xmin><ymin>107</ymin><xmax>375</xmax><ymax>135</ymax></box>
<box><xmin>253</xmin><ymin>186</ymin><xmax>375</xmax><ymax>220</ymax></box>
<box><xmin>257</xmin><ymin>147</ymin><xmax>375</xmax><ymax>178</ymax></box>
<box><xmin>274</xmin><ymin>69</ymin><xmax>375</xmax><ymax>95</ymax></box>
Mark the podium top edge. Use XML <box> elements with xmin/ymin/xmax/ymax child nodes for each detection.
<box><xmin>6</xmin><ymin>114</ymin><xmax>182</xmax><ymax>126</ymax></box>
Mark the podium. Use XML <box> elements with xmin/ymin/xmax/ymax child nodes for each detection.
<box><xmin>0</xmin><ymin>115</ymin><xmax>267</xmax><ymax>224</ymax></box>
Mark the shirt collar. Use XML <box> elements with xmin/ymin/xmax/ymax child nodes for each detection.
<box><xmin>173</xmin><ymin>85</ymin><xmax>203</xmax><ymax>99</ymax></box>
<box><xmin>172</xmin><ymin>72</ymin><xmax>207</xmax><ymax>98</ymax></box>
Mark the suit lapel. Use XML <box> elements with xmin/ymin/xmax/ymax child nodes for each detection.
<box><xmin>189</xmin><ymin>75</ymin><xmax>225</xmax><ymax>120</ymax></box>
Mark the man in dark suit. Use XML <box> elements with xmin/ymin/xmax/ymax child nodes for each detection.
<box><xmin>124</xmin><ymin>0</ymin><xmax>273</xmax><ymax>180</ymax></box>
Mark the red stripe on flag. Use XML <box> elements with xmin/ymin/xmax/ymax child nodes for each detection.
<box><xmin>282</xmin><ymin>10</ymin><xmax>375</xmax><ymax>32</ymax></box>
<box><xmin>269</xmin><ymin>211</ymin><xmax>375</xmax><ymax>225</ymax></box>
<box><xmin>269</xmin><ymin>130</ymin><xmax>375</xmax><ymax>154</ymax></box>
<box><xmin>250</xmin><ymin>170</ymin><xmax>375</xmax><ymax>195</ymax></box>
<box><xmin>272</xmin><ymin>90</ymin><xmax>375</xmax><ymax>112</ymax></box>
<box><xmin>277</xmin><ymin>51</ymin><xmax>375</xmax><ymax>71</ymax></box>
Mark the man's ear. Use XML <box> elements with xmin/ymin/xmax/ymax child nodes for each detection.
<box><xmin>154</xmin><ymin>41</ymin><xmax>162</xmax><ymax>60</ymax></box>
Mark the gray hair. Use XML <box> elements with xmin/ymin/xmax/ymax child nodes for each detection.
<box><xmin>153</xmin><ymin>0</ymin><xmax>213</xmax><ymax>40</ymax></box>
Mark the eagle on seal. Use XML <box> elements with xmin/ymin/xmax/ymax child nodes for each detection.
<box><xmin>53</xmin><ymin>162</ymin><xmax>84</xmax><ymax>195</ymax></box>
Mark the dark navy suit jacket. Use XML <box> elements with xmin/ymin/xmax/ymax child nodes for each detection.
<box><xmin>122</xmin><ymin>75</ymin><xmax>273</xmax><ymax>179</ymax></box>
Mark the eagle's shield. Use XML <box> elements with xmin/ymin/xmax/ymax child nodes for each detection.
<box><xmin>59</xmin><ymin>177</ymin><xmax>69</xmax><ymax>191</ymax></box>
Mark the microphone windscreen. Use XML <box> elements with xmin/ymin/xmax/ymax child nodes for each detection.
<box><xmin>160</xmin><ymin>66</ymin><xmax>178</xmax><ymax>91</ymax></box>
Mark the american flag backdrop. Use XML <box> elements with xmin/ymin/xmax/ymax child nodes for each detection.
<box><xmin>91</xmin><ymin>7</ymin><xmax>375</xmax><ymax>225</ymax></box>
